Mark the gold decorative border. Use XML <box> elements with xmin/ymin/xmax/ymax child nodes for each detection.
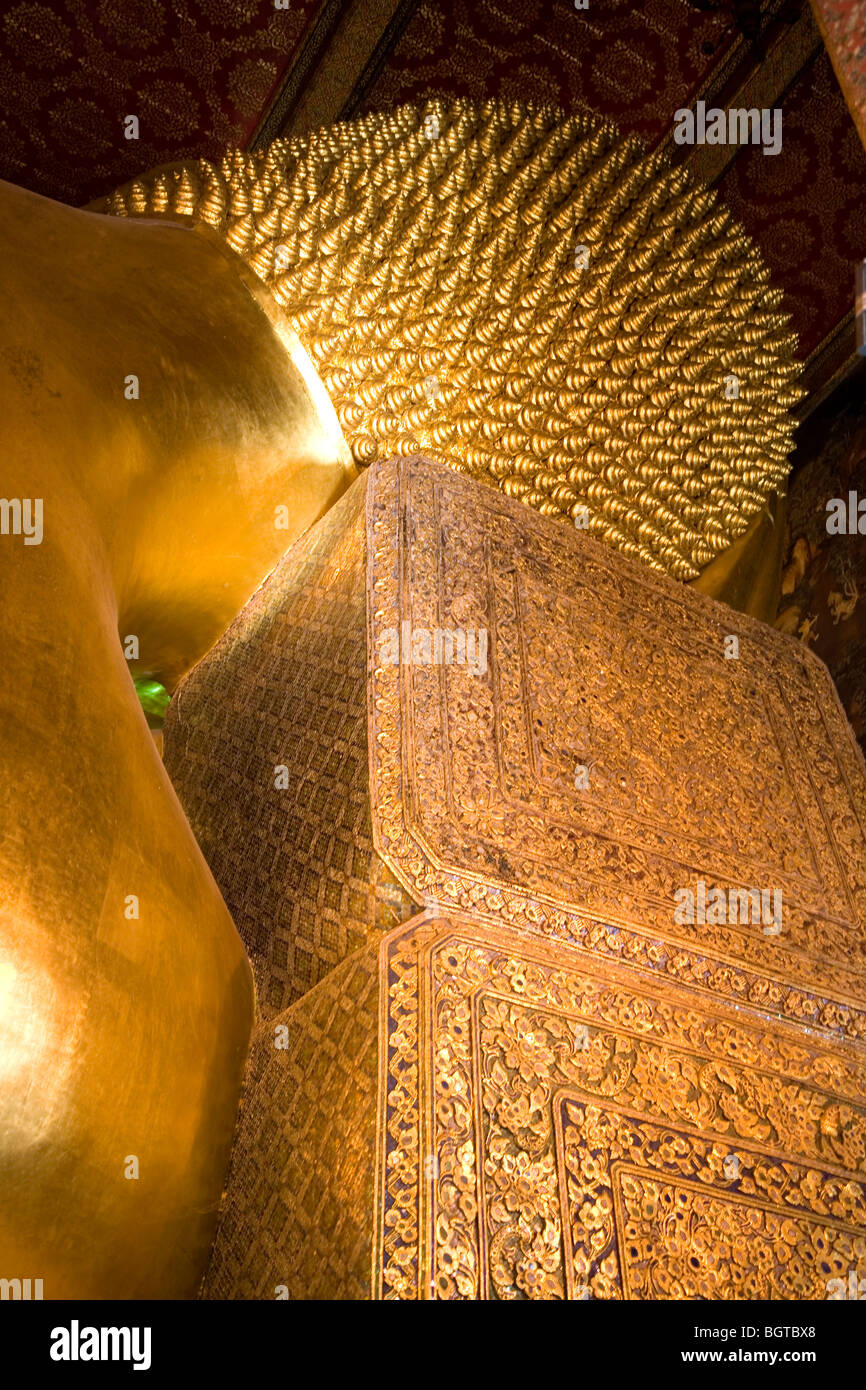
<box><xmin>374</xmin><ymin>911</ymin><xmax>866</xmax><ymax>1299</ymax></box>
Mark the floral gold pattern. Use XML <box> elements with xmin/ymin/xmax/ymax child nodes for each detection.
<box><xmin>376</xmin><ymin>911</ymin><xmax>866</xmax><ymax>1299</ymax></box>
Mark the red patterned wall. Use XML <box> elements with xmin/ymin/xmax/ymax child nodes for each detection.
<box><xmin>358</xmin><ymin>0</ymin><xmax>739</xmax><ymax>147</ymax></box>
<box><xmin>0</xmin><ymin>0</ymin><xmax>317</xmax><ymax>205</ymax></box>
<box><xmin>718</xmin><ymin>47</ymin><xmax>866</xmax><ymax>359</ymax></box>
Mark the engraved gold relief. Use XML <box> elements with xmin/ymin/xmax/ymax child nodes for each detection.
<box><xmin>366</xmin><ymin>458</ymin><xmax>866</xmax><ymax>1034</ymax></box>
<box><xmin>376</xmin><ymin>912</ymin><xmax>866</xmax><ymax>1300</ymax></box>
<box><xmin>162</xmin><ymin>459</ymin><xmax>866</xmax><ymax>1300</ymax></box>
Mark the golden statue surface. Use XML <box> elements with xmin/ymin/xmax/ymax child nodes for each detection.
<box><xmin>1</xmin><ymin>95</ymin><xmax>858</xmax><ymax>1302</ymax></box>
<box><xmin>0</xmin><ymin>174</ymin><xmax>353</xmax><ymax>1298</ymax></box>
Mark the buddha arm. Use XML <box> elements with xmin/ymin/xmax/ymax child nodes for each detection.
<box><xmin>0</xmin><ymin>177</ymin><xmax>354</xmax><ymax>1297</ymax></box>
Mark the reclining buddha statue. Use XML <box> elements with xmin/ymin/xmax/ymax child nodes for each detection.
<box><xmin>6</xmin><ymin>99</ymin><xmax>861</xmax><ymax>1304</ymax></box>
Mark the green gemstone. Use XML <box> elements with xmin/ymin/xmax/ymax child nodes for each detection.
<box><xmin>134</xmin><ymin>677</ymin><xmax>171</xmax><ymax>721</ymax></box>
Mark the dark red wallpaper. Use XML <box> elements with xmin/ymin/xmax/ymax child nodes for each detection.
<box><xmin>718</xmin><ymin>47</ymin><xmax>866</xmax><ymax>359</ymax></box>
<box><xmin>0</xmin><ymin>0</ymin><xmax>317</xmax><ymax>204</ymax></box>
<box><xmin>358</xmin><ymin>0</ymin><xmax>740</xmax><ymax>146</ymax></box>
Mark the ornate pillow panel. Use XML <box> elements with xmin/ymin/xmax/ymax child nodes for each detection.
<box><xmin>366</xmin><ymin>457</ymin><xmax>866</xmax><ymax>1039</ymax></box>
<box><xmin>375</xmin><ymin>912</ymin><xmax>866</xmax><ymax>1300</ymax></box>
